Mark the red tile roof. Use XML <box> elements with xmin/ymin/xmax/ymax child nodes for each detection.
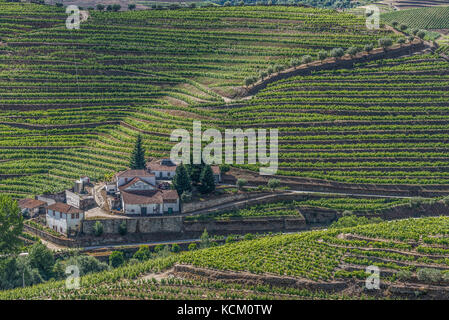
<box><xmin>47</xmin><ymin>202</ymin><xmax>82</xmax><ymax>214</ymax></box>
<box><xmin>147</xmin><ymin>159</ymin><xmax>177</xmax><ymax>172</ymax></box>
<box><xmin>118</xmin><ymin>177</ymin><xmax>155</xmax><ymax>192</ymax></box>
<box><xmin>18</xmin><ymin>198</ymin><xmax>46</xmax><ymax>210</ymax></box>
<box><xmin>116</xmin><ymin>169</ymin><xmax>155</xmax><ymax>178</ymax></box>
<box><xmin>121</xmin><ymin>189</ymin><xmax>179</xmax><ymax>205</ymax></box>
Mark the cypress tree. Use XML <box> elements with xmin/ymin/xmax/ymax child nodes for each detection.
<box><xmin>199</xmin><ymin>165</ymin><xmax>215</xmax><ymax>194</ymax></box>
<box><xmin>173</xmin><ymin>164</ymin><xmax>192</xmax><ymax>196</ymax></box>
<box><xmin>129</xmin><ymin>134</ymin><xmax>145</xmax><ymax>169</ymax></box>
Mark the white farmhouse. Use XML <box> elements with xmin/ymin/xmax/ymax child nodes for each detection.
<box><xmin>116</xmin><ymin>169</ymin><xmax>156</xmax><ymax>188</ymax></box>
<box><xmin>117</xmin><ymin>175</ymin><xmax>179</xmax><ymax>215</ymax></box>
<box><xmin>18</xmin><ymin>198</ymin><xmax>47</xmax><ymax>218</ymax></box>
<box><xmin>147</xmin><ymin>158</ymin><xmax>177</xmax><ymax>180</ymax></box>
<box><xmin>46</xmin><ymin>202</ymin><xmax>84</xmax><ymax>235</ymax></box>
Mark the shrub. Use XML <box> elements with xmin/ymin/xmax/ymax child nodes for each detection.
<box><xmin>259</xmin><ymin>70</ymin><xmax>268</xmax><ymax>80</ymax></box>
<box><xmin>219</xmin><ymin>164</ymin><xmax>230</xmax><ymax>174</ymax></box>
<box><xmin>188</xmin><ymin>243</ymin><xmax>197</xmax><ymax>251</ymax></box>
<box><xmin>244</xmin><ymin>76</ymin><xmax>255</xmax><ymax>86</ymax></box>
<box><xmin>93</xmin><ymin>221</ymin><xmax>103</xmax><ymax>237</ymax></box>
<box><xmin>417</xmin><ymin>268</ymin><xmax>442</xmax><ymax>283</ymax></box>
<box><xmin>409</xmin><ymin>197</ymin><xmax>425</xmax><ymax>208</ymax></box>
<box><xmin>330</xmin><ymin>214</ymin><xmax>383</xmax><ymax>229</ymax></box>
<box><xmin>267</xmin><ymin>178</ymin><xmax>280</xmax><ymax>190</ymax></box>
<box><xmin>171</xmin><ymin>244</ymin><xmax>181</xmax><ymax>253</ymax></box>
<box><xmin>118</xmin><ymin>221</ymin><xmax>127</xmax><ymax>236</ymax></box>
<box><xmin>243</xmin><ymin>233</ymin><xmax>255</xmax><ymax>240</ymax></box>
<box><xmin>397</xmin><ymin>38</ymin><xmax>406</xmax><ymax>44</ymax></box>
<box><xmin>346</xmin><ymin>46</ymin><xmax>360</xmax><ymax>56</ymax></box>
<box><xmin>396</xmin><ymin>269</ymin><xmax>412</xmax><ymax>281</ymax></box>
<box><xmin>225</xmin><ymin>235</ymin><xmax>238</xmax><ymax>244</ymax></box>
<box><xmin>378</xmin><ymin>37</ymin><xmax>393</xmax><ymax>48</ymax></box>
<box><xmin>274</xmin><ymin>64</ymin><xmax>284</xmax><ymax>73</ymax></box>
<box><xmin>411</xmin><ymin>28</ymin><xmax>419</xmax><ymax>35</ymax></box>
<box><xmin>330</xmin><ymin>48</ymin><xmax>344</xmax><ymax>58</ymax></box>
<box><xmin>289</xmin><ymin>58</ymin><xmax>300</xmax><ymax>67</ymax></box>
<box><xmin>417</xmin><ymin>30</ymin><xmax>426</xmax><ymax>39</ymax></box>
<box><xmin>399</xmin><ymin>24</ymin><xmax>408</xmax><ymax>31</ymax></box>
<box><xmin>109</xmin><ymin>251</ymin><xmax>124</xmax><ymax>268</ymax></box>
<box><xmin>154</xmin><ymin>244</ymin><xmax>165</xmax><ymax>252</ymax></box>
<box><xmin>181</xmin><ymin>191</ymin><xmax>192</xmax><ymax>203</ymax></box>
<box><xmin>133</xmin><ymin>245</ymin><xmax>151</xmax><ymax>261</ymax></box>
<box><xmin>200</xmin><ymin>229</ymin><xmax>210</xmax><ymax>248</ymax></box>
<box><xmin>236</xmin><ymin>178</ymin><xmax>247</xmax><ymax>190</ymax></box>
<box><xmin>391</xmin><ymin>21</ymin><xmax>398</xmax><ymax>28</ymax></box>
<box><xmin>301</xmin><ymin>55</ymin><xmax>313</xmax><ymax>64</ymax></box>
<box><xmin>318</xmin><ymin>50</ymin><xmax>328</xmax><ymax>60</ymax></box>
<box><xmin>128</xmin><ymin>4</ymin><xmax>136</xmax><ymax>10</ymax></box>
<box><xmin>364</xmin><ymin>43</ymin><xmax>374</xmax><ymax>52</ymax></box>
<box><xmin>128</xmin><ymin>258</ymin><xmax>139</xmax><ymax>265</ymax></box>
<box><xmin>112</xmin><ymin>4</ymin><xmax>121</xmax><ymax>11</ymax></box>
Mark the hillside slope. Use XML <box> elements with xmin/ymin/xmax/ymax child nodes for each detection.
<box><xmin>0</xmin><ymin>1</ymin><xmax>394</xmax><ymax>197</ymax></box>
<box><xmin>4</xmin><ymin>216</ymin><xmax>449</xmax><ymax>299</ymax></box>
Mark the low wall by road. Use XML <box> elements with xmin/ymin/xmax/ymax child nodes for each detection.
<box><xmin>182</xmin><ymin>192</ymin><xmax>270</xmax><ymax>213</ymax></box>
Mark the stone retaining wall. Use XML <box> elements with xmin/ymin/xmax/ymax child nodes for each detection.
<box><xmin>246</xmin><ymin>40</ymin><xmax>426</xmax><ymax>95</ymax></box>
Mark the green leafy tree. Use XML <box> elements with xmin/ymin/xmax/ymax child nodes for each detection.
<box><xmin>109</xmin><ymin>251</ymin><xmax>125</xmax><ymax>268</ymax></box>
<box><xmin>188</xmin><ymin>243</ymin><xmax>197</xmax><ymax>251</ymax></box>
<box><xmin>53</xmin><ymin>255</ymin><xmax>108</xmax><ymax>278</ymax></box>
<box><xmin>93</xmin><ymin>221</ymin><xmax>103</xmax><ymax>237</ymax></box>
<box><xmin>199</xmin><ymin>165</ymin><xmax>215</xmax><ymax>194</ymax></box>
<box><xmin>180</xmin><ymin>191</ymin><xmax>192</xmax><ymax>203</ymax></box>
<box><xmin>346</xmin><ymin>46</ymin><xmax>360</xmax><ymax>56</ymax></box>
<box><xmin>133</xmin><ymin>245</ymin><xmax>151</xmax><ymax>261</ymax></box>
<box><xmin>119</xmin><ymin>221</ymin><xmax>127</xmax><ymax>236</ymax></box>
<box><xmin>0</xmin><ymin>256</ymin><xmax>42</xmax><ymax>290</ymax></box>
<box><xmin>96</xmin><ymin>4</ymin><xmax>105</xmax><ymax>10</ymax></box>
<box><xmin>200</xmin><ymin>229</ymin><xmax>210</xmax><ymax>249</ymax></box>
<box><xmin>128</xmin><ymin>4</ymin><xmax>136</xmax><ymax>10</ymax></box>
<box><xmin>171</xmin><ymin>244</ymin><xmax>181</xmax><ymax>253</ymax></box>
<box><xmin>417</xmin><ymin>30</ymin><xmax>426</xmax><ymax>39</ymax></box>
<box><xmin>0</xmin><ymin>195</ymin><xmax>23</xmax><ymax>253</ymax></box>
<box><xmin>185</xmin><ymin>152</ymin><xmax>205</xmax><ymax>184</ymax></box>
<box><xmin>28</xmin><ymin>242</ymin><xmax>55</xmax><ymax>280</ymax></box>
<box><xmin>318</xmin><ymin>50</ymin><xmax>328</xmax><ymax>60</ymax></box>
<box><xmin>112</xmin><ymin>4</ymin><xmax>121</xmax><ymax>11</ymax></box>
<box><xmin>330</xmin><ymin>47</ymin><xmax>344</xmax><ymax>59</ymax></box>
<box><xmin>267</xmin><ymin>178</ymin><xmax>280</xmax><ymax>190</ymax></box>
<box><xmin>219</xmin><ymin>164</ymin><xmax>230</xmax><ymax>174</ymax></box>
<box><xmin>173</xmin><ymin>164</ymin><xmax>192</xmax><ymax>196</ymax></box>
<box><xmin>301</xmin><ymin>55</ymin><xmax>313</xmax><ymax>64</ymax></box>
<box><xmin>378</xmin><ymin>37</ymin><xmax>393</xmax><ymax>49</ymax></box>
<box><xmin>364</xmin><ymin>43</ymin><xmax>374</xmax><ymax>52</ymax></box>
<box><xmin>130</xmin><ymin>134</ymin><xmax>146</xmax><ymax>169</ymax></box>
<box><xmin>236</xmin><ymin>178</ymin><xmax>247</xmax><ymax>190</ymax></box>
<box><xmin>154</xmin><ymin>244</ymin><xmax>165</xmax><ymax>252</ymax></box>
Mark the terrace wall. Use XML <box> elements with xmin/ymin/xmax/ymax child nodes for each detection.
<box><xmin>246</xmin><ymin>40</ymin><xmax>427</xmax><ymax>95</ymax></box>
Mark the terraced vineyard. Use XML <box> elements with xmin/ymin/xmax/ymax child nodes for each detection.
<box><xmin>185</xmin><ymin>196</ymin><xmax>408</xmax><ymax>221</ymax></box>
<box><xmin>0</xmin><ymin>1</ymin><xmax>394</xmax><ymax>198</ymax></box>
<box><xmin>382</xmin><ymin>6</ymin><xmax>449</xmax><ymax>29</ymax></box>
<box><xmin>4</xmin><ymin>216</ymin><xmax>449</xmax><ymax>299</ymax></box>
<box><xmin>204</xmin><ymin>54</ymin><xmax>449</xmax><ymax>194</ymax></box>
